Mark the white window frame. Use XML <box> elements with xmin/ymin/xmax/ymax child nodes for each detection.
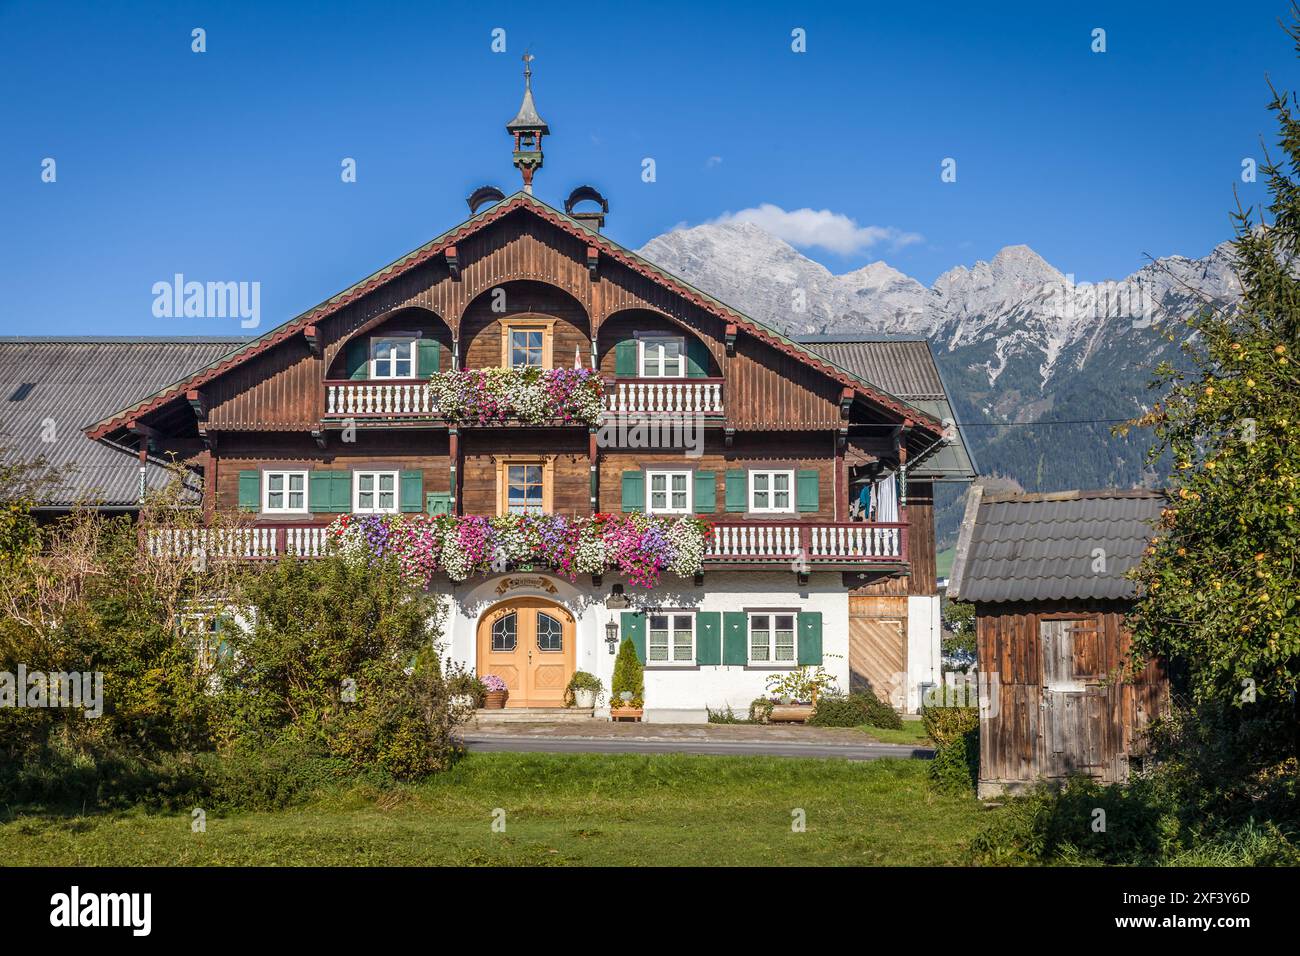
<box><xmin>749</xmin><ymin>469</ymin><xmax>795</xmax><ymax>514</ymax></box>
<box><xmin>353</xmin><ymin>470</ymin><xmax>399</xmax><ymax>514</ymax></box>
<box><xmin>646</xmin><ymin>468</ymin><xmax>693</xmax><ymax>515</ymax></box>
<box><xmin>262</xmin><ymin>470</ymin><xmax>308</xmax><ymax>514</ymax></box>
<box><xmin>638</xmin><ymin>334</ymin><xmax>686</xmax><ymax>378</ymax></box>
<box><xmin>370</xmin><ymin>336</ymin><xmax>418</xmax><ymax>379</ymax></box>
<box><xmin>748</xmin><ymin>610</ymin><xmax>798</xmax><ymax>666</ymax></box>
<box><xmin>647</xmin><ymin>610</ymin><xmax>696</xmax><ymax>666</ymax></box>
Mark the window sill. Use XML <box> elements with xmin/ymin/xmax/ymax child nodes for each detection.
<box><xmin>744</xmin><ymin>664</ymin><xmax>799</xmax><ymax>671</ymax></box>
<box><xmin>645</xmin><ymin>663</ymin><xmax>699</xmax><ymax>670</ymax></box>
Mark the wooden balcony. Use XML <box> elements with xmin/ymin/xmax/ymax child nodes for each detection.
<box><xmin>320</xmin><ymin>377</ymin><xmax>725</xmax><ymax>423</ymax></box>
<box><xmin>146</xmin><ymin>519</ymin><xmax>905</xmax><ymax>568</ymax></box>
<box><xmin>603</xmin><ymin>378</ymin><xmax>725</xmax><ymax>417</ymax></box>
<box><xmin>706</xmin><ymin>521</ymin><xmax>906</xmax><ymax>565</ymax></box>
<box><xmin>324</xmin><ymin>379</ymin><xmax>438</xmax><ymax>419</ymax></box>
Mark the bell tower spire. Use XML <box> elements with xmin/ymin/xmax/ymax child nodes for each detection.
<box><xmin>507</xmin><ymin>53</ymin><xmax>549</xmax><ymax>194</ymax></box>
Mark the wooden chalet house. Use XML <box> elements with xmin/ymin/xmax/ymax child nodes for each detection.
<box><xmin>84</xmin><ymin>66</ymin><xmax>973</xmax><ymax>720</ymax></box>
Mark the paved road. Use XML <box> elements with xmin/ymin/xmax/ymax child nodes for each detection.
<box><xmin>460</xmin><ymin>733</ymin><xmax>931</xmax><ymax>761</ymax></box>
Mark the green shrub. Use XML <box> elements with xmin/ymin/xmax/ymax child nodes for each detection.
<box><xmin>610</xmin><ymin>638</ymin><xmax>643</xmax><ymax>708</ymax></box>
<box><xmin>923</xmin><ymin>705</ymin><xmax>979</xmax><ymax>794</ymax></box>
<box><xmin>706</xmin><ymin>704</ymin><xmax>752</xmax><ymax>724</ymax></box>
<box><xmin>808</xmin><ymin>690</ymin><xmax>903</xmax><ymax>729</ymax></box>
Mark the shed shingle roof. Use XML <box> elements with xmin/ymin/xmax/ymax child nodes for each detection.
<box><xmin>948</xmin><ymin>487</ymin><xmax>1165</xmax><ymax>603</ymax></box>
<box><xmin>0</xmin><ymin>337</ymin><xmax>245</xmax><ymax>506</ymax></box>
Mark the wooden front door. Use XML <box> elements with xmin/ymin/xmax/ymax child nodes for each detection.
<box><xmin>477</xmin><ymin>598</ymin><xmax>575</xmax><ymax>707</ymax></box>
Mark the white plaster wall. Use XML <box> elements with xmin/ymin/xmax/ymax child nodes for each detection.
<box><xmin>432</xmin><ymin>571</ymin><xmax>850</xmax><ymax>722</ymax></box>
<box><xmin>905</xmin><ymin>594</ymin><xmax>942</xmax><ymax>713</ymax></box>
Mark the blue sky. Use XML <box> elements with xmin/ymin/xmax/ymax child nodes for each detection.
<box><xmin>1</xmin><ymin>0</ymin><xmax>1296</xmax><ymax>337</ymax></box>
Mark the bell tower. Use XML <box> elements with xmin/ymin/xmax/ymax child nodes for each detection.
<box><xmin>507</xmin><ymin>53</ymin><xmax>549</xmax><ymax>194</ymax></box>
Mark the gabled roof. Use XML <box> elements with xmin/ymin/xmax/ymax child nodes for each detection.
<box><xmin>947</xmin><ymin>486</ymin><xmax>1165</xmax><ymax>603</ymax></box>
<box><xmin>86</xmin><ymin>192</ymin><xmax>944</xmax><ymax>442</ymax></box>
<box><xmin>799</xmin><ymin>336</ymin><xmax>977</xmax><ymax>481</ymax></box>
<box><xmin>0</xmin><ymin>337</ymin><xmax>244</xmax><ymax>507</ymax></box>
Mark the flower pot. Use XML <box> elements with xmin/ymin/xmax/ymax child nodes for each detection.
<box><xmin>574</xmin><ymin>688</ymin><xmax>596</xmax><ymax>709</ymax></box>
<box><xmin>451</xmin><ymin>694</ymin><xmax>476</xmax><ymax>712</ymax></box>
<box><xmin>484</xmin><ymin>690</ymin><xmax>508</xmax><ymax>709</ymax></box>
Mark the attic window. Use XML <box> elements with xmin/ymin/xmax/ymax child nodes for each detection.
<box><xmin>7</xmin><ymin>383</ymin><xmax>35</xmax><ymax>402</ymax></box>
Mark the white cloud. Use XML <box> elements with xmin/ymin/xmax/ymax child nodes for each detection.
<box><xmin>705</xmin><ymin>155</ymin><xmax>723</xmax><ymax>168</ymax></box>
<box><xmin>709</xmin><ymin>203</ymin><xmax>922</xmax><ymax>255</ymax></box>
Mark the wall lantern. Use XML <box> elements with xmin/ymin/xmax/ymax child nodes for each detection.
<box><xmin>605</xmin><ymin>583</ymin><xmax>629</xmax><ymax>609</ymax></box>
<box><xmin>605</xmin><ymin>619</ymin><xmax>620</xmax><ymax>654</ymax></box>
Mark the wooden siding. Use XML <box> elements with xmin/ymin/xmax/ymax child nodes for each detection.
<box><xmin>212</xmin><ymin>433</ymin><xmax>450</xmax><ymax>515</ymax></box>
<box><xmin>461</xmin><ymin>429</ymin><xmax>590</xmax><ymax>516</ymax></box>
<box><xmin>975</xmin><ymin>601</ymin><xmax>1168</xmax><ymax>792</ymax></box>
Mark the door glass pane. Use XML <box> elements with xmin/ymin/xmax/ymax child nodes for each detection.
<box><xmin>537</xmin><ymin>612</ymin><xmax>563</xmax><ymax>652</ymax></box>
<box><xmin>491</xmin><ymin>613</ymin><xmax>517</xmax><ymax>651</ymax></box>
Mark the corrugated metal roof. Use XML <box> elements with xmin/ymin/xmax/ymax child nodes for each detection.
<box><xmin>798</xmin><ymin>336</ymin><xmax>976</xmax><ymax>480</ymax></box>
<box><xmin>797</xmin><ymin>336</ymin><xmax>947</xmax><ymax>400</ymax></box>
<box><xmin>948</xmin><ymin>488</ymin><xmax>1165</xmax><ymax>603</ymax></box>
<box><xmin>0</xmin><ymin>338</ymin><xmax>244</xmax><ymax>506</ymax></box>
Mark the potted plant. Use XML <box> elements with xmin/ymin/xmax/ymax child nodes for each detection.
<box><xmin>764</xmin><ymin>667</ymin><xmax>839</xmax><ymax>723</ymax></box>
<box><xmin>609</xmin><ymin>637</ymin><xmax>644</xmax><ymax>721</ymax></box>
<box><xmin>446</xmin><ymin>663</ymin><xmax>487</xmax><ymax>712</ymax></box>
<box><xmin>565</xmin><ymin>670</ymin><xmax>604</xmax><ymax>709</ymax></box>
<box><xmin>482</xmin><ymin>674</ymin><xmax>509</xmax><ymax>709</ymax></box>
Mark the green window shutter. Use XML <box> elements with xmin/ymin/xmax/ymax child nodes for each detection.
<box><xmin>724</xmin><ymin>470</ymin><xmax>747</xmax><ymax>512</ymax></box>
<box><xmin>685</xmin><ymin>338</ymin><xmax>709</xmax><ymax>378</ymax></box>
<box><xmin>797</xmin><ymin>612</ymin><xmax>823</xmax><ymax>665</ymax></box>
<box><xmin>417</xmin><ymin>338</ymin><xmax>441</xmax><ymax>378</ymax></box>
<box><xmin>696</xmin><ymin>611</ymin><xmax>722</xmax><ymax>665</ymax></box>
<box><xmin>614</xmin><ymin>339</ymin><xmax>637</xmax><ymax>376</ymax></box>
<box><xmin>309</xmin><ymin>472</ymin><xmax>333</xmax><ymax>513</ymax></box>
<box><xmin>621</xmin><ymin>470</ymin><xmax>644</xmax><ymax>513</ymax></box>
<box><xmin>345</xmin><ymin>338</ymin><xmax>369</xmax><ymax>380</ymax></box>
<box><xmin>238</xmin><ymin>470</ymin><xmax>260</xmax><ymax>512</ymax></box>
<box><xmin>399</xmin><ymin>471</ymin><xmax>423</xmax><ymax>512</ymax></box>
<box><xmin>425</xmin><ymin>491</ymin><xmax>452</xmax><ymax>516</ymax></box>
<box><xmin>722</xmin><ymin>611</ymin><xmax>748</xmax><ymax>666</ymax></box>
<box><xmin>621</xmin><ymin>611</ymin><xmax>646</xmax><ymax>664</ymax></box>
<box><xmin>796</xmin><ymin>469</ymin><xmax>820</xmax><ymax>513</ymax></box>
<box><xmin>330</xmin><ymin>472</ymin><xmax>352</xmax><ymax>513</ymax></box>
<box><xmin>693</xmin><ymin>471</ymin><xmax>716</xmax><ymax>514</ymax></box>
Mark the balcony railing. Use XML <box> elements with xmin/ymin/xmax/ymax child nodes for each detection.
<box><xmin>707</xmin><ymin>521</ymin><xmax>906</xmax><ymax>563</ymax></box>
<box><xmin>603</xmin><ymin>378</ymin><xmax>725</xmax><ymax>416</ymax></box>
<box><xmin>146</xmin><ymin>519</ymin><xmax>904</xmax><ymax>566</ymax></box>
<box><xmin>321</xmin><ymin>377</ymin><xmax>725</xmax><ymax>422</ymax></box>
<box><xmin>324</xmin><ymin>380</ymin><xmax>438</xmax><ymax>418</ymax></box>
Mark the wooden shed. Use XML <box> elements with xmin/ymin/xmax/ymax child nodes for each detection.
<box><xmin>948</xmin><ymin>487</ymin><xmax>1169</xmax><ymax>797</ymax></box>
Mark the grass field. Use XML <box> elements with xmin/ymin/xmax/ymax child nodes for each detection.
<box><xmin>0</xmin><ymin>752</ymin><xmax>987</xmax><ymax>866</ymax></box>
<box><xmin>857</xmin><ymin>721</ymin><xmax>933</xmax><ymax>746</ymax></box>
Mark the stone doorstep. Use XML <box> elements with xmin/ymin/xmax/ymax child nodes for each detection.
<box><xmin>470</xmin><ymin>707</ymin><xmax>596</xmax><ymax>727</ymax></box>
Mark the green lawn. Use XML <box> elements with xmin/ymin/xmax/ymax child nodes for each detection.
<box><xmin>0</xmin><ymin>752</ymin><xmax>985</xmax><ymax>866</ymax></box>
<box><xmin>859</xmin><ymin>721</ymin><xmax>934</xmax><ymax>746</ymax></box>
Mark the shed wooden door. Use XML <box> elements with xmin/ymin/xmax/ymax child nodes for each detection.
<box><xmin>478</xmin><ymin>598</ymin><xmax>575</xmax><ymax>707</ymax></box>
<box><xmin>849</xmin><ymin>596</ymin><xmax>907</xmax><ymax>709</ymax></box>
<box><xmin>1040</xmin><ymin>618</ymin><xmax>1106</xmax><ymax>777</ymax></box>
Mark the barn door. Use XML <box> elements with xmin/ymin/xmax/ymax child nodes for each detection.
<box><xmin>849</xmin><ymin>596</ymin><xmax>907</xmax><ymax>710</ymax></box>
<box><xmin>1040</xmin><ymin>619</ymin><xmax>1105</xmax><ymax>777</ymax></box>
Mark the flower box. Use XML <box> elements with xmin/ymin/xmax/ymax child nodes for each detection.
<box><xmin>610</xmin><ymin>706</ymin><xmax>643</xmax><ymax>722</ymax></box>
<box><xmin>768</xmin><ymin>704</ymin><xmax>814</xmax><ymax>723</ymax></box>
